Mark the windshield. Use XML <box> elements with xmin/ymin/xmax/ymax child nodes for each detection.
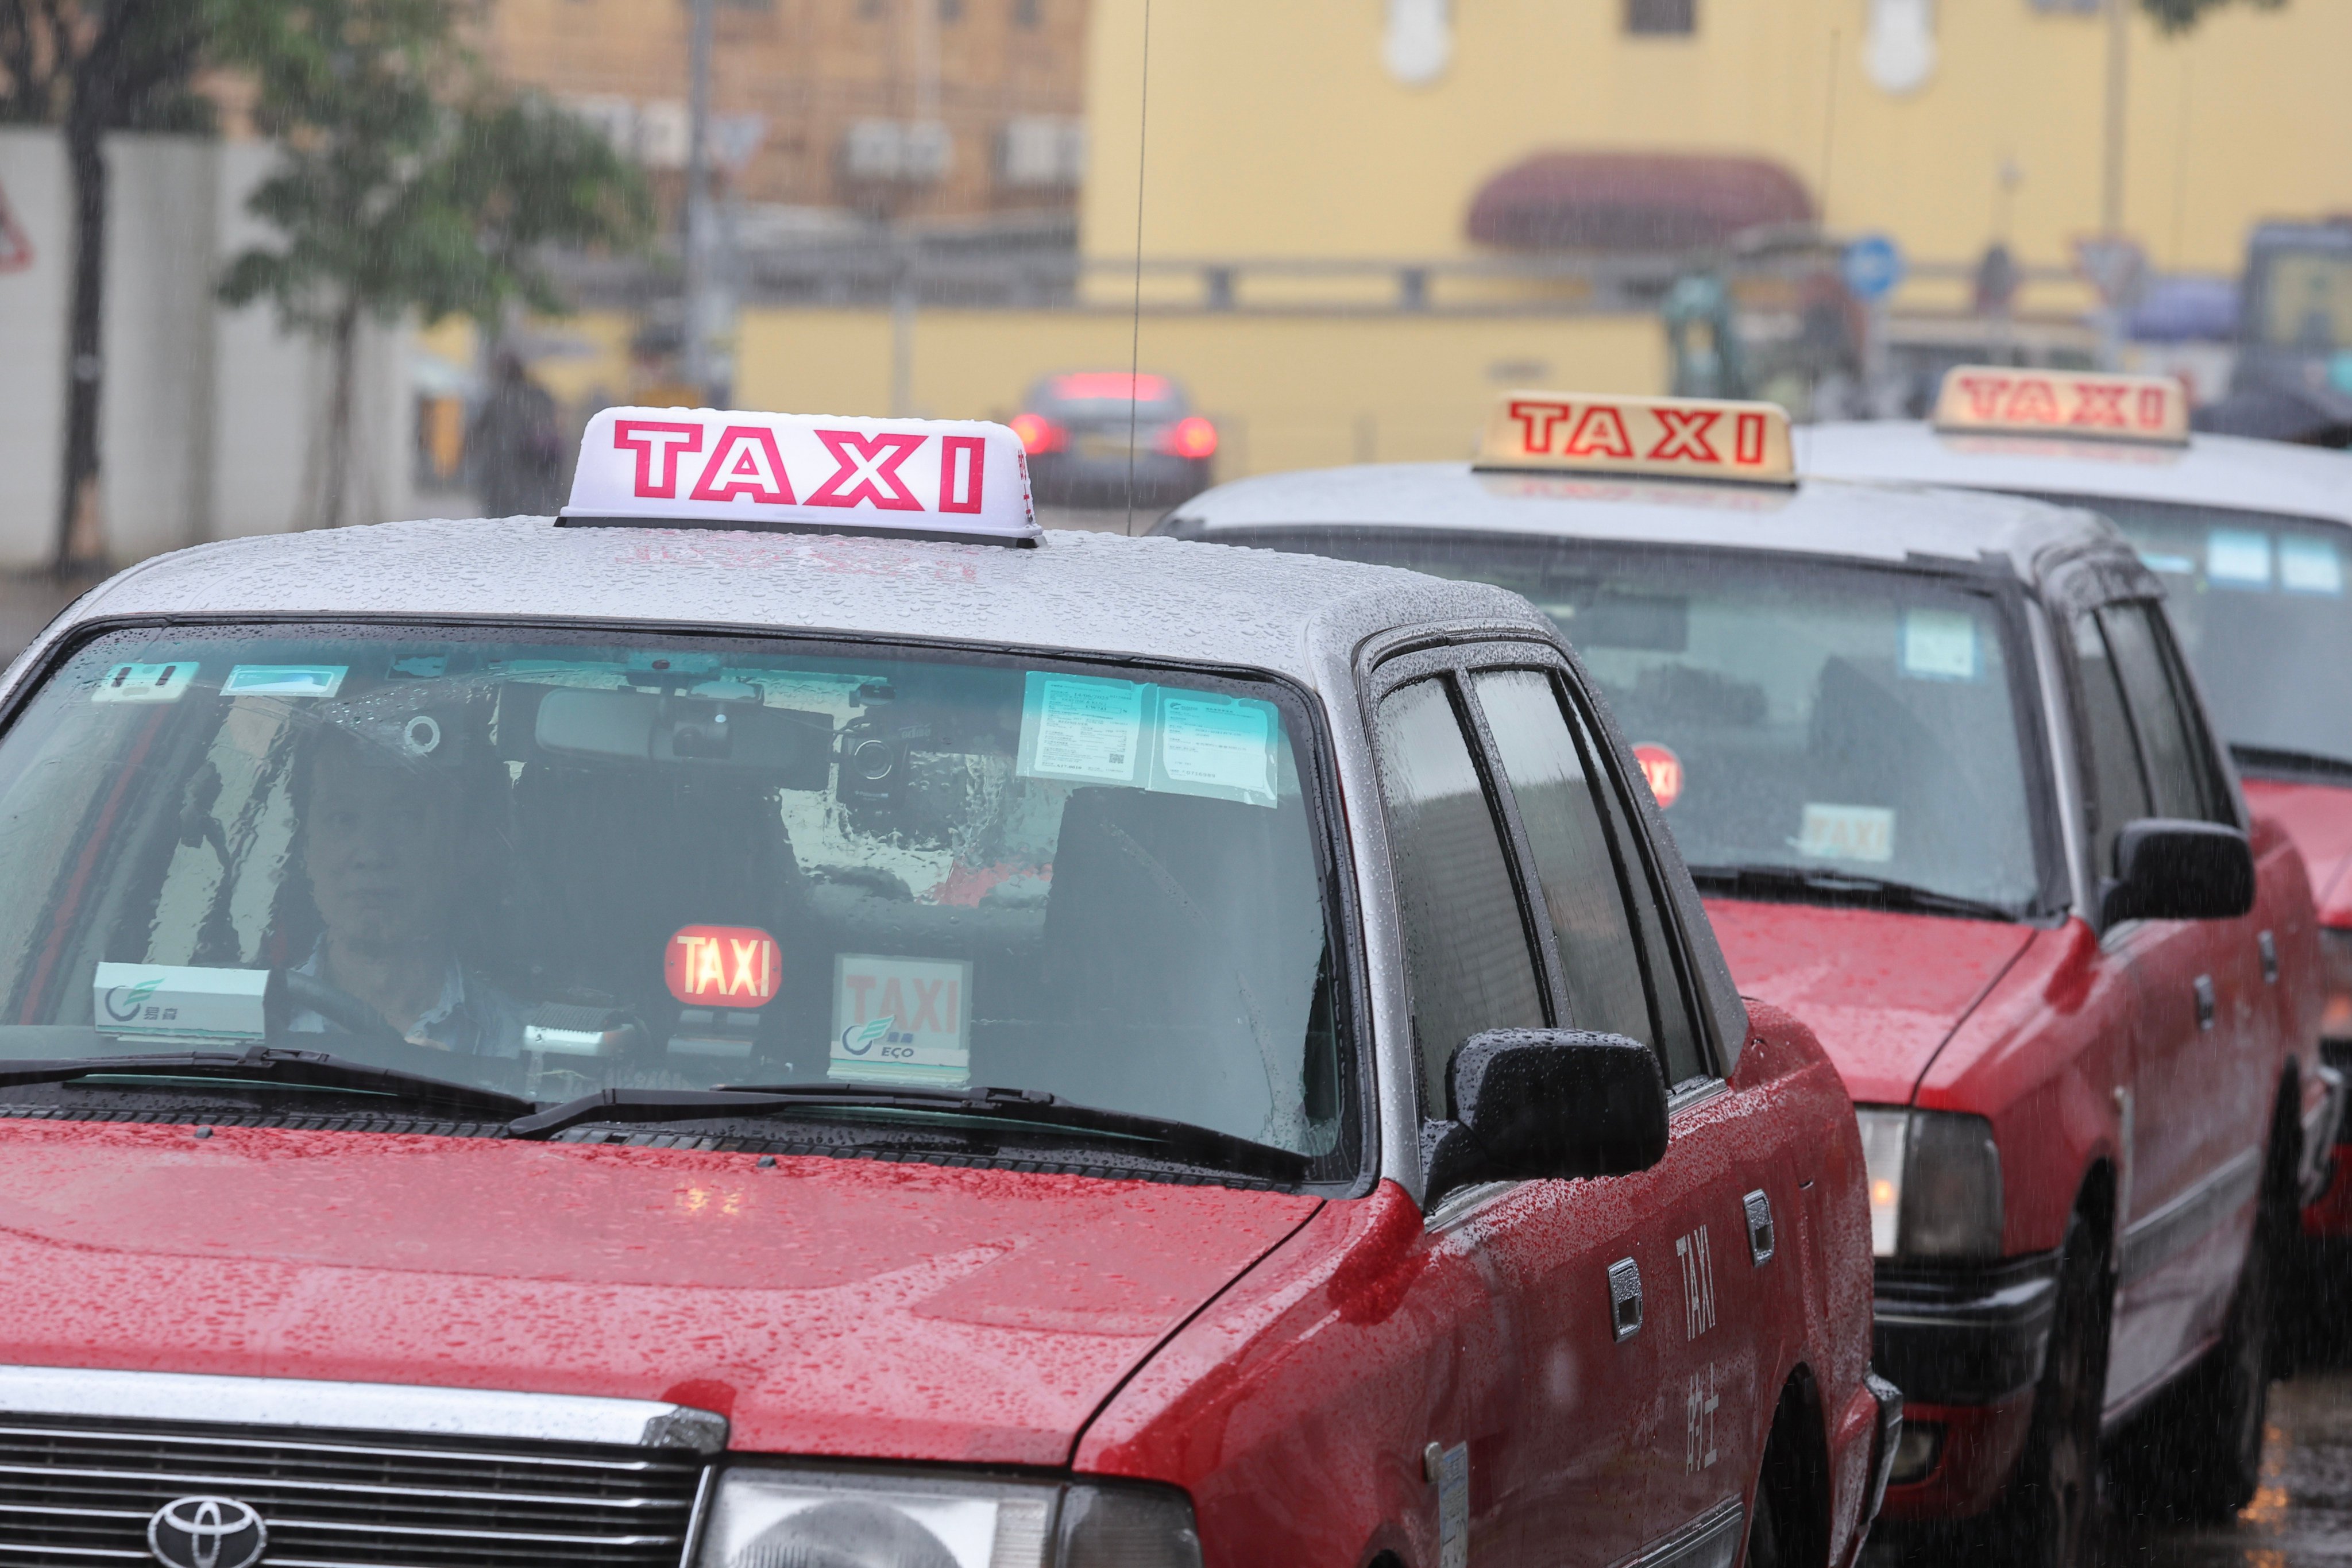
<box><xmin>0</xmin><ymin>625</ymin><xmax>1348</xmax><ymax>1169</ymax></box>
<box><xmin>1221</xmin><ymin>528</ymin><xmax>2047</xmax><ymax>913</ymax></box>
<box><xmin>2046</xmin><ymin>495</ymin><xmax>2352</xmax><ymax>771</ymax></box>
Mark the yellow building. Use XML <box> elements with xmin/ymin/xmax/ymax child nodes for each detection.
<box><xmin>1080</xmin><ymin>0</ymin><xmax>2352</xmax><ymax>287</ymax></box>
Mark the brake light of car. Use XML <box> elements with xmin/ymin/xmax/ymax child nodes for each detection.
<box><xmin>2320</xmin><ymin>926</ymin><xmax>2352</xmax><ymax>1041</ymax></box>
<box><xmin>1009</xmin><ymin>412</ymin><xmax>1068</xmax><ymax>455</ymax></box>
<box><xmin>1158</xmin><ymin>415</ymin><xmax>1219</xmax><ymax>459</ymax></box>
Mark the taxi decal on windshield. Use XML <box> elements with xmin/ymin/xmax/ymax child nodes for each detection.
<box><xmin>832</xmin><ymin>953</ymin><xmax>972</xmax><ymax>1087</ymax></box>
<box><xmin>561</xmin><ymin>407</ymin><xmax>1041</xmax><ymax>546</ymax></box>
<box><xmin>1474</xmin><ymin>392</ymin><xmax>1795</xmax><ymax>485</ymax></box>
<box><xmin>1930</xmin><ymin>365</ymin><xmax>2191</xmax><ymax>445</ymax></box>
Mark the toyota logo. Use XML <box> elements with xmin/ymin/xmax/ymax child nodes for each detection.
<box><xmin>146</xmin><ymin>1496</ymin><xmax>267</xmax><ymax>1568</ymax></box>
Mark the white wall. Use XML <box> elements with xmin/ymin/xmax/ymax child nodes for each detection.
<box><xmin>0</xmin><ymin>128</ymin><xmax>413</xmax><ymax>571</ymax></box>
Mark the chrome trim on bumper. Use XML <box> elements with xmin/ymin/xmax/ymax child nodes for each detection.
<box><xmin>0</xmin><ymin>1365</ymin><xmax>728</xmax><ymax>1454</ymax></box>
<box><xmin>1862</xmin><ymin>1369</ymin><xmax>1904</xmax><ymax>1528</ymax></box>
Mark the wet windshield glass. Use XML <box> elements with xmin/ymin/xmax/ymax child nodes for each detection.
<box><xmin>2045</xmin><ymin>495</ymin><xmax>2352</xmax><ymax>771</ymax></box>
<box><xmin>1226</xmin><ymin>528</ymin><xmax>2046</xmax><ymax>912</ymax></box>
<box><xmin>0</xmin><ymin>626</ymin><xmax>1346</xmax><ymax>1164</ymax></box>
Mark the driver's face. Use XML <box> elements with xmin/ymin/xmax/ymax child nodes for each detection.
<box><xmin>306</xmin><ymin>744</ymin><xmax>461</xmax><ymax>952</ymax></box>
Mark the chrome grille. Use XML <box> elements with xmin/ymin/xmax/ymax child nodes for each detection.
<box><xmin>0</xmin><ymin>1414</ymin><xmax>707</xmax><ymax>1565</ymax></box>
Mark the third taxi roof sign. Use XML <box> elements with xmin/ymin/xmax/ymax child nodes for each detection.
<box><xmin>1930</xmin><ymin>365</ymin><xmax>2191</xmax><ymax>446</ymax></box>
<box><xmin>1473</xmin><ymin>392</ymin><xmax>1797</xmax><ymax>485</ymax></box>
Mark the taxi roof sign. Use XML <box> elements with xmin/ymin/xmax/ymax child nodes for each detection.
<box><xmin>1931</xmin><ymin>365</ymin><xmax>2190</xmax><ymax>446</ymax></box>
<box><xmin>558</xmin><ymin>407</ymin><xmax>1041</xmax><ymax>545</ymax></box>
<box><xmin>1473</xmin><ymin>392</ymin><xmax>1795</xmax><ymax>485</ymax></box>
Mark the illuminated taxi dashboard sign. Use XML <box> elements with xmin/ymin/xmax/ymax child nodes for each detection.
<box><xmin>1931</xmin><ymin>366</ymin><xmax>2189</xmax><ymax>446</ymax></box>
<box><xmin>1473</xmin><ymin>393</ymin><xmax>1795</xmax><ymax>486</ymax></box>
<box><xmin>558</xmin><ymin>407</ymin><xmax>1041</xmax><ymax>545</ymax></box>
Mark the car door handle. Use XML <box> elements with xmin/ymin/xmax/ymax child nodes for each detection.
<box><xmin>2194</xmin><ymin>974</ymin><xmax>2216</xmax><ymax>1032</ymax></box>
<box><xmin>1743</xmin><ymin>1189</ymin><xmax>1775</xmax><ymax>1265</ymax></box>
<box><xmin>1608</xmin><ymin>1257</ymin><xmax>1643</xmax><ymax>1342</ymax></box>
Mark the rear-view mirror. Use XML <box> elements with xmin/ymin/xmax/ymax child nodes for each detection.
<box><xmin>2100</xmin><ymin>818</ymin><xmax>2255</xmax><ymax>926</ymax></box>
<box><xmin>1424</xmin><ymin>1028</ymin><xmax>1669</xmax><ymax>1207</ymax></box>
<box><xmin>535</xmin><ymin>687</ymin><xmax>833</xmax><ymax>789</ymax></box>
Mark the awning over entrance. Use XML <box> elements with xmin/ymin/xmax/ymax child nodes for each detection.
<box><xmin>1466</xmin><ymin>152</ymin><xmax>1817</xmax><ymax>252</ymax></box>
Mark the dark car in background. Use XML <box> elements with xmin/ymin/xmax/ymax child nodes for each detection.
<box><xmin>1011</xmin><ymin>372</ymin><xmax>1219</xmax><ymax>508</ymax></box>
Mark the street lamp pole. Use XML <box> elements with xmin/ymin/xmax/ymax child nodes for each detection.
<box><xmin>683</xmin><ymin>0</ymin><xmax>717</xmax><ymax>400</ymax></box>
<box><xmin>2102</xmin><ymin>0</ymin><xmax>2128</xmax><ymax>237</ymax></box>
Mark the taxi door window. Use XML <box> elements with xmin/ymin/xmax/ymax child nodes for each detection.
<box><xmin>1577</xmin><ymin>705</ymin><xmax>1708</xmax><ymax>1087</ymax></box>
<box><xmin>1375</xmin><ymin>677</ymin><xmax>1547</xmax><ymax>1115</ymax></box>
<box><xmin>1469</xmin><ymin>669</ymin><xmax>1665</xmax><ymax>1063</ymax></box>
<box><xmin>2071</xmin><ymin>611</ymin><xmax>2156</xmax><ymax>877</ymax></box>
<box><xmin>2099</xmin><ymin>603</ymin><xmax>2230</xmax><ymax>825</ymax></box>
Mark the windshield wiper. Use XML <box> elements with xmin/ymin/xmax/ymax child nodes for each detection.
<box><xmin>2230</xmin><ymin>743</ymin><xmax>2352</xmax><ymax>785</ymax></box>
<box><xmin>509</xmin><ymin>1083</ymin><xmax>1310</xmax><ymax>1185</ymax></box>
<box><xmin>0</xmin><ymin>1045</ymin><xmax>535</xmax><ymax>1122</ymax></box>
<box><xmin>1690</xmin><ymin>863</ymin><xmax>2021</xmax><ymax>922</ymax></box>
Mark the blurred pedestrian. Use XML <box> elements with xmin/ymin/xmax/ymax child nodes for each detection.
<box><xmin>466</xmin><ymin>350</ymin><xmax>567</xmax><ymax>517</ymax></box>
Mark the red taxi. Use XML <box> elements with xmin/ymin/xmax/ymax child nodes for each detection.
<box><xmin>1164</xmin><ymin>392</ymin><xmax>2331</xmax><ymax>1565</ymax></box>
<box><xmin>1803</xmin><ymin>370</ymin><xmax>2352</xmax><ymax>1254</ymax></box>
<box><xmin>0</xmin><ymin>408</ymin><xmax>1892</xmax><ymax>1568</ymax></box>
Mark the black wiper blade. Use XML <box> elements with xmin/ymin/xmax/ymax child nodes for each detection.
<box><xmin>2230</xmin><ymin>743</ymin><xmax>2352</xmax><ymax>784</ymax></box>
<box><xmin>0</xmin><ymin>1046</ymin><xmax>535</xmax><ymax>1121</ymax></box>
<box><xmin>1690</xmin><ymin>863</ymin><xmax>2019</xmax><ymax>922</ymax></box>
<box><xmin>511</xmin><ymin>1083</ymin><xmax>1310</xmax><ymax>1184</ymax></box>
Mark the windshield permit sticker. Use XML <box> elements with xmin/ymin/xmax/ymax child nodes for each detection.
<box><xmin>1633</xmin><ymin>742</ymin><xmax>1684</xmax><ymax>808</ymax></box>
<box><xmin>1900</xmin><ymin>608</ymin><xmax>1980</xmax><ymax>681</ymax></box>
<box><xmin>224</xmin><ymin>665</ymin><xmax>347</xmax><ymax>698</ymax></box>
<box><xmin>1796</xmin><ymin>804</ymin><xmax>1896</xmax><ymax>863</ymax></box>
<box><xmin>665</xmin><ymin>925</ymin><xmax>781</xmax><ymax>1007</ymax></box>
<box><xmin>831</xmin><ymin>953</ymin><xmax>972</xmax><ymax>1087</ymax></box>
<box><xmin>91</xmin><ymin>662</ymin><xmax>195</xmax><ymax>705</ymax></box>
<box><xmin>1017</xmin><ymin>672</ymin><xmax>1146</xmax><ymax>785</ymax></box>
<box><xmin>2281</xmin><ymin>535</ymin><xmax>2345</xmax><ymax>596</ymax></box>
<box><xmin>1152</xmin><ymin>692</ymin><xmax>1279</xmax><ymax>808</ymax></box>
<box><xmin>2207</xmin><ymin>528</ymin><xmax>2274</xmax><ymax>589</ymax></box>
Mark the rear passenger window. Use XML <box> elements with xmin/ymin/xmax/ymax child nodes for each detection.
<box><xmin>1473</xmin><ymin>671</ymin><xmax>1673</xmax><ymax>1069</ymax></box>
<box><xmin>1375</xmin><ymin>678</ymin><xmax>1547</xmax><ymax>1115</ymax></box>
<box><xmin>2099</xmin><ymin>603</ymin><xmax>2228</xmax><ymax>825</ymax></box>
<box><xmin>2071</xmin><ymin>612</ymin><xmax>2154</xmax><ymax>876</ymax></box>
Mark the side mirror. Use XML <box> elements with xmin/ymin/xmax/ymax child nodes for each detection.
<box><xmin>2100</xmin><ymin>818</ymin><xmax>2255</xmax><ymax>926</ymax></box>
<box><xmin>1424</xmin><ymin>1029</ymin><xmax>1669</xmax><ymax>1206</ymax></box>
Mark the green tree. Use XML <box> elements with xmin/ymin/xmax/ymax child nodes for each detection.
<box><xmin>211</xmin><ymin>0</ymin><xmax>650</xmax><ymax>528</ymax></box>
<box><xmin>2</xmin><ymin>0</ymin><xmax>212</xmax><ymax>572</ymax></box>
<box><xmin>2141</xmin><ymin>0</ymin><xmax>2285</xmax><ymax>33</ymax></box>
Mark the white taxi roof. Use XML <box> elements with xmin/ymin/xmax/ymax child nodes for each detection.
<box><xmin>1797</xmin><ymin>421</ymin><xmax>2352</xmax><ymax>530</ymax></box>
<box><xmin>1169</xmin><ymin>461</ymin><xmax>2123</xmax><ymax>586</ymax></box>
<box><xmin>32</xmin><ymin>516</ymin><xmax>1547</xmax><ymax>692</ymax></box>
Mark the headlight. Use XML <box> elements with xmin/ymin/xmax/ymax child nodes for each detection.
<box><xmin>1855</xmin><ymin>1107</ymin><xmax>2003</xmax><ymax>1261</ymax></box>
<box><xmin>2320</xmin><ymin>927</ymin><xmax>2352</xmax><ymax>1042</ymax></box>
<box><xmin>697</xmin><ymin>1466</ymin><xmax>1201</xmax><ymax>1568</ymax></box>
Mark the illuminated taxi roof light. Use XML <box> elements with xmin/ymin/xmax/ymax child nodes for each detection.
<box><xmin>558</xmin><ymin>407</ymin><xmax>1041</xmax><ymax>545</ymax></box>
<box><xmin>1930</xmin><ymin>365</ymin><xmax>2191</xmax><ymax>446</ymax></box>
<box><xmin>1473</xmin><ymin>392</ymin><xmax>1797</xmax><ymax>486</ymax></box>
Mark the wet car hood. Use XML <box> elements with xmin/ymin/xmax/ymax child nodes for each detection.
<box><xmin>2245</xmin><ymin>777</ymin><xmax>2352</xmax><ymax>925</ymax></box>
<box><xmin>1703</xmin><ymin>898</ymin><xmax>2040</xmax><ymax>1105</ymax></box>
<box><xmin>0</xmin><ymin>1121</ymin><xmax>1320</xmax><ymax>1465</ymax></box>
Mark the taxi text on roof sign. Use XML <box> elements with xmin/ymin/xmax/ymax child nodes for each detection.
<box><xmin>1473</xmin><ymin>393</ymin><xmax>1796</xmax><ymax>485</ymax></box>
<box><xmin>558</xmin><ymin>406</ymin><xmax>1042</xmax><ymax>545</ymax></box>
<box><xmin>1931</xmin><ymin>365</ymin><xmax>2191</xmax><ymax>446</ymax></box>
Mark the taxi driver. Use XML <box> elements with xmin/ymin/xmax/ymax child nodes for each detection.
<box><xmin>291</xmin><ymin>722</ymin><xmax>523</xmax><ymax>1055</ymax></box>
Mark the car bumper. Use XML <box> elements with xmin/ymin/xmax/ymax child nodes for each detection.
<box><xmin>1029</xmin><ymin>453</ymin><xmax>1208</xmax><ymax>505</ymax></box>
<box><xmin>1870</xmin><ymin>1253</ymin><xmax>2057</xmax><ymax>1521</ymax></box>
